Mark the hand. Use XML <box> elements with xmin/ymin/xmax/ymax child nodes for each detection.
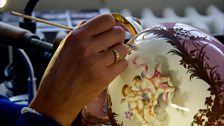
<box><xmin>29</xmin><ymin>14</ymin><xmax>128</xmax><ymax>126</ymax></box>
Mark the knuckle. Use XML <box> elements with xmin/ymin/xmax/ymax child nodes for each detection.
<box><xmin>68</xmin><ymin>33</ymin><xmax>92</xmax><ymax>57</ymax></box>
<box><xmin>113</xmin><ymin>26</ymin><xmax>125</xmax><ymax>39</ymax></box>
<box><xmin>66</xmin><ymin>34</ymin><xmax>80</xmax><ymax>44</ymax></box>
<box><xmin>71</xmin><ymin>27</ymin><xmax>87</xmax><ymax>38</ymax></box>
<box><xmin>100</xmin><ymin>14</ymin><xmax>116</xmax><ymax>26</ymax></box>
<box><xmin>114</xmin><ymin>26</ymin><xmax>125</xmax><ymax>35</ymax></box>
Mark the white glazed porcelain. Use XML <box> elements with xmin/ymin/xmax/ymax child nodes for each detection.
<box><xmin>107</xmin><ymin>23</ymin><xmax>224</xmax><ymax>126</ymax></box>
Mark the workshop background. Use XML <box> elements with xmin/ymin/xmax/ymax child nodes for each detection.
<box><xmin>0</xmin><ymin>0</ymin><xmax>223</xmax><ymax>109</ymax></box>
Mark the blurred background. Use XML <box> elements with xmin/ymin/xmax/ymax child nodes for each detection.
<box><xmin>0</xmin><ymin>0</ymin><xmax>223</xmax><ymax>105</ymax></box>
<box><xmin>1</xmin><ymin>0</ymin><xmax>224</xmax><ymax>34</ymax></box>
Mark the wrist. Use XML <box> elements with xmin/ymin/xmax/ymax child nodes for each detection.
<box><xmin>29</xmin><ymin>95</ymin><xmax>79</xmax><ymax>126</ymax></box>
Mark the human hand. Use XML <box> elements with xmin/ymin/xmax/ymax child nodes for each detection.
<box><xmin>29</xmin><ymin>14</ymin><xmax>128</xmax><ymax>126</ymax></box>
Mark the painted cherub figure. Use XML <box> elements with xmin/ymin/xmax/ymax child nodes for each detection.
<box><xmin>121</xmin><ymin>84</ymin><xmax>147</xmax><ymax>124</ymax></box>
<box><xmin>142</xmin><ymin>64</ymin><xmax>175</xmax><ymax>117</ymax></box>
<box><xmin>132</xmin><ymin>56</ymin><xmax>175</xmax><ymax>117</ymax></box>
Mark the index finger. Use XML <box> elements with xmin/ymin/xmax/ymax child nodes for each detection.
<box><xmin>78</xmin><ymin>14</ymin><xmax>116</xmax><ymax>37</ymax></box>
